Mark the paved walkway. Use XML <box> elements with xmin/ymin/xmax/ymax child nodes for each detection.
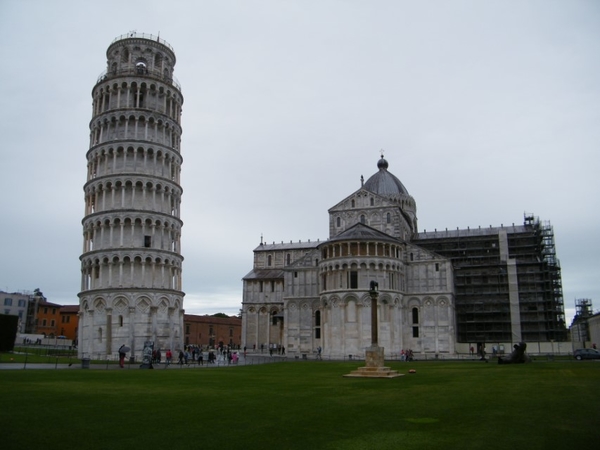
<box><xmin>0</xmin><ymin>363</ymin><xmax>83</xmax><ymax>370</ymax></box>
<box><xmin>0</xmin><ymin>354</ymin><xmax>289</xmax><ymax>370</ymax></box>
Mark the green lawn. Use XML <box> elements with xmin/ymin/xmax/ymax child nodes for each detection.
<box><xmin>1</xmin><ymin>360</ymin><xmax>598</xmax><ymax>450</ymax></box>
<box><xmin>1</xmin><ymin>346</ymin><xmax>80</xmax><ymax>365</ymax></box>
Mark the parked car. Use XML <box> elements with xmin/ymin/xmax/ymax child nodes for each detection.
<box><xmin>573</xmin><ymin>348</ymin><xmax>600</xmax><ymax>360</ymax></box>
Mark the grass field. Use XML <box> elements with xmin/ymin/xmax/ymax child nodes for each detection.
<box><xmin>1</xmin><ymin>360</ymin><xmax>598</xmax><ymax>450</ymax></box>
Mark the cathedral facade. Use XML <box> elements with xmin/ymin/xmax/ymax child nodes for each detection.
<box><xmin>241</xmin><ymin>157</ymin><xmax>456</xmax><ymax>358</ymax></box>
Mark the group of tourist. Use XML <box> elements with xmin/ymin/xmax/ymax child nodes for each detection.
<box><xmin>400</xmin><ymin>349</ymin><xmax>414</xmax><ymax>362</ymax></box>
<box><xmin>167</xmin><ymin>346</ymin><xmax>242</xmax><ymax>366</ymax></box>
<box><xmin>151</xmin><ymin>348</ymin><xmax>163</xmax><ymax>364</ymax></box>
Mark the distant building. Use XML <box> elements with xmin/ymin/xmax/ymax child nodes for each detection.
<box><xmin>36</xmin><ymin>300</ymin><xmax>62</xmax><ymax>337</ymax></box>
<box><xmin>59</xmin><ymin>305</ymin><xmax>80</xmax><ymax>341</ymax></box>
<box><xmin>1</xmin><ymin>289</ymin><xmax>48</xmax><ymax>334</ymax></box>
<box><xmin>588</xmin><ymin>314</ymin><xmax>600</xmax><ymax>350</ymax></box>
<box><xmin>1</xmin><ymin>291</ymin><xmax>32</xmax><ymax>333</ymax></box>
<box><xmin>183</xmin><ymin>315</ymin><xmax>242</xmax><ymax>349</ymax></box>
<box><xmin>242</xmin><ymin>156</ymin><xmax>568</xmax><ymax>358</ymax></box>
<box><xmin>570</xmin><ymin>299</ymin><xmax>597</xmax><ymax>349</ymax></box>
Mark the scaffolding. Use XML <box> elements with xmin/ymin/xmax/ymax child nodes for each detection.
<box><xmin>571</xmin><ymin>299</ymin><xmax>593</xmax><ymax>344</ymax></box>
<box><xmin>415</xmin><ymin>213</ymin><xmax>568</xmax><ymax>343</ymax></box>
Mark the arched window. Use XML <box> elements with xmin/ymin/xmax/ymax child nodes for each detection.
<box><xmin>412</xmin><ymin>308</ymin><xmax>419</xmax><ymax>338</ymax></box>
<box><xmin>119</xmin><ymin>315</ymin><xmax>123</xmax><ymax>327</ymax></box>
<box><xmin>370</xmin><ymin>197</ymin><xmax>374</xmax><ymax>206</ymax></box>
<box><xmin>314</xmin><ymin>310</ymin><xmax>321</xmax><ymax>339</ymax></box>
<box><xmin>286</xmin><ymin>253</ymin><xmax>291</xmax><ymax>265</ymax></box>
<box><xmin>135</xmin><ymin>60</ymin><xmax>147</xmax><ymax>74</ymax></box>
<box><xmin>360</xmin><ymin>215</ymin><xmax>366</xmax><ymax>224</ymax></box>
<box><xmin>387</xmin><ymin>213</ymin><xmax>391</xmax><ymax>223</ymax></box>
<box><xmin>349</xmin><ymin>271</ymin><xmax>358</xmax><ymax>289</ymax></box>
<box><xmin>351</xmin><ymin>199</ymin><xmax>355</xmax><ymax>208</ymax></box>
<box><xmin>268</xmin><ymin>255</ymin><xmax>272</xmax><ymax>266</ymax></box>
<box><xmin>336</xmin><ymin>217</ymin><xmax>341</xmax><ymax>227</ymax></box>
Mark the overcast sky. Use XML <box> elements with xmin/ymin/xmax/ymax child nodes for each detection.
<box><xmin>1</xmin><ymin>0</ymin><xmax>598</xmax><ymax>324</ymax></box>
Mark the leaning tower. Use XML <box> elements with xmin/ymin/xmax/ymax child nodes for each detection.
<box><xmin>78</xmin><ymin>33</ymin><xmax>185</xmax><ymax>360</ymax></box>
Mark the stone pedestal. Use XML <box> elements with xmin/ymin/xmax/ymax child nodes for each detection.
<box><xmin>344</xmin><ymin>346</ymin><xmax>404</xmax><ymax>378</ymax></box>
<box><xmin>365</xmin><ymin>345</ymin><xmax>384</xmax><ymax>367</ymax></box>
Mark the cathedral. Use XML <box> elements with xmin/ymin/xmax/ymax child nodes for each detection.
<box><xmin>241</xmin><ymin>156</ymin><xmax>457</xmax><ymax>359</ymax></box>
<box><xmin>241</xmin><ymin>155</ymin><xmax>567</xmax><ymax>358</ymax></box>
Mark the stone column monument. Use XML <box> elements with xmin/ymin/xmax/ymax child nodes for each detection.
<box><xmin>344</xmin><ymin>281</ymin><xmax>403</xmax><ymax>378</ymax></box>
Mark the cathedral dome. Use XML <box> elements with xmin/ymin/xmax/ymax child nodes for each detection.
<box><xmin>363</xmin><ymin>157</ymin><xmax>409</xmax><ymax>197</ymax></box>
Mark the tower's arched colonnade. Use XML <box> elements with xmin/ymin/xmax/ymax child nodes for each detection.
<box><xmin>79</xmin><ymin>33</ymin><xmax>185</xmax><ymax>359</ymax></box>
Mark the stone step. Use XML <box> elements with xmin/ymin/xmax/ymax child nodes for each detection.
<box><xmin>343</xmin><ymin>366</ymin><xmax>405</xmax><ymax>378</ymax></box>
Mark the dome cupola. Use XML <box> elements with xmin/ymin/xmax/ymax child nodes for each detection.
<box><xmin>363</xmin><ymin>157</ymin><xmax>409</xmax><ymax>197</ymax></box>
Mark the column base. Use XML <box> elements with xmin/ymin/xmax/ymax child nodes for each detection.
<box><xmin>343</xmin><ymin>346</ymin><xmax>404</xmax><ymax>378</ymax></box>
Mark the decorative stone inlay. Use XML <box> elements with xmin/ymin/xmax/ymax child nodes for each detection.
<box><xmin>114</xmin><ymin>298</ymin><xmax>128</xmax><ymax>312</ymax></box>
<box><xmin>137</xmin><ymin>298</ymin><xmax>151</xmax><ymax>313</ymax></box>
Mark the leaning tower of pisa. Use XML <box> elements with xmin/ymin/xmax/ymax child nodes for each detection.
<box><xmin>78</xmin><ymin>33</ymin><xmax>185</xmax><ymax>360</ymax></box>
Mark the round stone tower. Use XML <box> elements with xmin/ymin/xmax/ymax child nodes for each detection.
<box><xmin>78</xmin><ymin>32</ymin><xmax>185</xmax><ymax>360</ymax></box>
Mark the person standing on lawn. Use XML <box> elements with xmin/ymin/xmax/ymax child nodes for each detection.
<box><xmin>118</xmin><ymin>345</ymin><xmax>126</xmax><ymax>368</ymax></box>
